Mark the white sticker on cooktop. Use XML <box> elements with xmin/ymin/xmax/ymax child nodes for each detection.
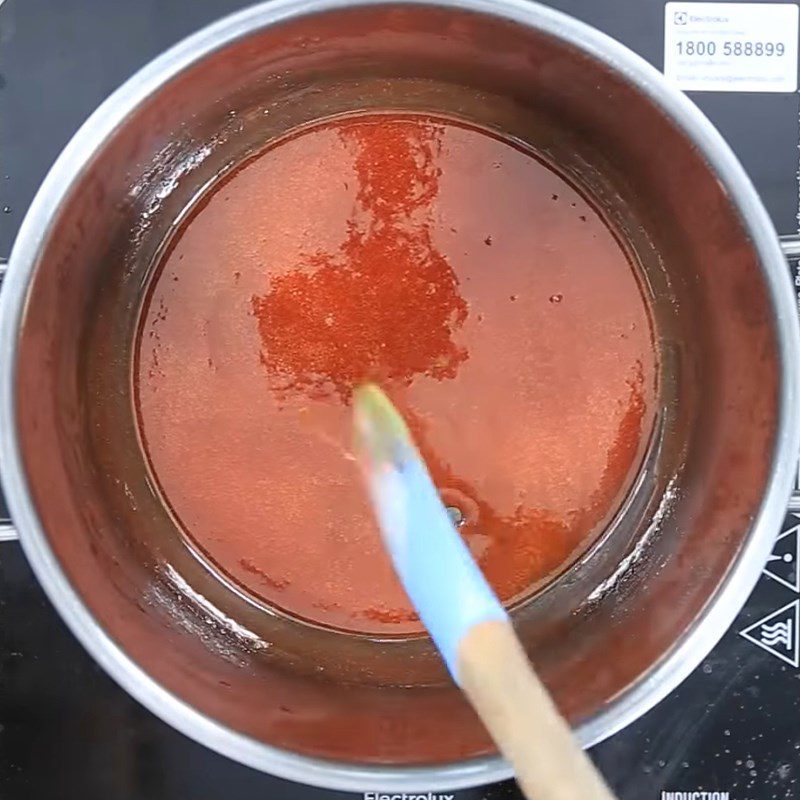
<box><xmin>664</xmin><ymin>2</ymin><xmax>799</xmax><ymax>92</ymax></box>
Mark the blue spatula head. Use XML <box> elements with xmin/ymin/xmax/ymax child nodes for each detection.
<box><xmin>353</xmin><ymin>384</ymin><xmax>507</xmax><ymax>679</ymax></box>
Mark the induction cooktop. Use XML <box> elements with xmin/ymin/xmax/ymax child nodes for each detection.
<box><xmin>2</xmin><ymin>1</ymin><xmax>800</xmax><ymax>798</ymax></box>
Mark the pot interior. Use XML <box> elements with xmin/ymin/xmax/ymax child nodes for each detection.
<box><xmin>14</xmin><ymin>3</ymin><xmax>780</xmax><ymax>768</ymax></box>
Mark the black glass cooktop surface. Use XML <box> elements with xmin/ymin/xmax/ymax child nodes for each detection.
<box><xmin>2</xmin><ymin>1</ymin><xmax>800</xmax><ymax>798</ymax></box>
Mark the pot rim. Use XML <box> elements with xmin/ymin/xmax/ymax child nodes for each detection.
<box><xmin>2</xmin><ymin>0</ymin><xmax>799</xmax><ymax>791</ymax></box>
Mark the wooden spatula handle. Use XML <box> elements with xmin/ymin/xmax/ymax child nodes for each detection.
<box><xmin>458</xmin><ymin>620</ymin><xmax>618</xmax><ymax>800</ymax></box>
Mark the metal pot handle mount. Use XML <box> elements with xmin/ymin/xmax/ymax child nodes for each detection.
<box><xmin>0</xmin><ymin>257</ymin><xmax>17</xmax><ymax>542</ymax></box>
<box><xmin>780</xmin><ymin>235</ymin><xmax>800</xmax><ymax>512</ymax></box>
<box><xmin>0</xmin><ymin>236</ymin><xmax>799</xmax><ymax>544</ymax></box>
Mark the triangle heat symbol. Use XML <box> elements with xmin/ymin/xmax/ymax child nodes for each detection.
<box><xmin>740</xmin><ymin>599</ymin><xmax>800</xmax><ymax>668</ymax></box>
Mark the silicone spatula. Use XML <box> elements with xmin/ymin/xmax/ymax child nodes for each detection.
<box><xmin>353</xmin><ymin>383</ymin><xmax>617</xmax><ymax>800</ymax></box>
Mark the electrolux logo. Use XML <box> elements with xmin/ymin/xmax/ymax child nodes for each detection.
<box><xmin>363</xmin><ymin>794</ymin><xmax>455</xmax><ymax>800</ymax></box>
<box><xmin>694</xmin><ymin>14</ymin><xmax>728</xmax><ymax>23</ymax></box>
<box><xmin>694</xmin><ymin>14</ymin><xmax>728</xmax><ymax>22</ymax></box>
<box><xmin>672</xmin><ymin>10</ymin><xmax>730</xmax><ymax>25</ymax></box>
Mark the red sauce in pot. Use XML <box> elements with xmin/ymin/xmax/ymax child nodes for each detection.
<box><xmin>135</xmin><ymin>113</ymin><xmax>656</xmax><ymax>635</ymax></box>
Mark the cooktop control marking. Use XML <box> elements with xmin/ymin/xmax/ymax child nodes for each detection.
<box><xmin>763</xmin><ymin>516</ymin><xmax>800</xmax><ymax>591</ymax></box>
<box><xmin>740</xmin><ymin>598</ymin><xmax>800</xmax><ymax>666</ymax></box>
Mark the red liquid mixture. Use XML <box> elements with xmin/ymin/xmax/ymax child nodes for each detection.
<box><xmin>136</xmin><ymin>113</ymin><xmax>656</xmax><ymax>635</ymax></box>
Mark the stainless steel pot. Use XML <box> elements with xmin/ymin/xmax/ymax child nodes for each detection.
<box><xmin>3</xmin><ymin>0</ymin><xmax>800</xmax><ymax>791</ymax></box>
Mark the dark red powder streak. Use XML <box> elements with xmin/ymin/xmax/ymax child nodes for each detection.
<box><xmin>251</xmin><ymin>119</ymin><xmax>468</xmax><ymax>400</ymax></box>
